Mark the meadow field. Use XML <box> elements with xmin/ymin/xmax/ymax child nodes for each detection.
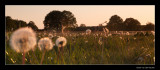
<box><xmin>5</xmin><ymin>31</ymin><xmax>155</xmax><ymax>64</ymax></box>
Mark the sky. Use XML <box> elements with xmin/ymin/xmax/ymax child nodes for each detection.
<box><xmin>5</xmin><ymin>5</ymin><xmax>155</xmax><ymax>29</ymax></box>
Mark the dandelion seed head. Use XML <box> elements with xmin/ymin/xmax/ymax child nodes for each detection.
<box><xmin>86</xmin><ymin>29</ymin><xmax>91</xmax><ymax>35</ymax></box>
<box><xmin>126</xmin><ymin>32</ymin><xmax>130</xmax><ymax>35</ymax></box>
<box><xmin>119</xmin><ymin>37</ymin><xmax>122</xmax><ymax>39</ymax></box>
<box><xmin>103</xmin><ymin>28</ymin><xmax>109</xmax><ymax>34</ymax></box>
<box><xmin>56</xmin><ymin>37</ymin><xmax>67</xmax><ymax>47</ymax></box>
<box><xmin>9</xmin><ymin>27</ymin><xmax>36</xmax><ymax>53</ymax></box>
<box><xmin>38</xmin><ymin>37</ymin><xmax>54</xmax><ymax>51</ymax></box>
<box><xmin>48</xmin><ymin>33</ymin><xmax>53</xmax><ymax>39</ymax></box>
<box><xmin>151</xmin><ymin>31</ymin><xmax>155</xmax><ymax>35</ymax></box>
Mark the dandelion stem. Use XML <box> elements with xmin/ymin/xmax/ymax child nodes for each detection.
<box><xmin>40</xmin><ymin>49</ymin><xmax>46</xmax><ymax>64</ymax></box>
<box><xmin>61</xmin><ymin>46</ymin><xmax>64</xmax><ymax>64</ymax></box>
<box><xmin>57</xmin><ymin>47</ymin><xmax>60</xmax><ymax>64</ymax></box>
<box><xmin>22</xmin><ymin>52</ymin><xmax>25</xmax><ymax>64</ymax></box>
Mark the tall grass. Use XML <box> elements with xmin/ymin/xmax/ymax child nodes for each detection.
<box><xmin>5</xmin><ymin>32</ymin><xmax>155</xmax><ymax>64</ymax></box>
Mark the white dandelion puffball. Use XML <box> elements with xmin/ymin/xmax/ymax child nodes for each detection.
<box><xmin>86</xmin><ymin>29</ymin><xmax>91</xmax><ymax>35</ymax></box>
<box><xmin>151</xmin><ymin>31</ymin><xmax>155</xmax><ymax>35</ymax></box>
<box><xmin>103</xmin><ymin>28</ymin><xmax>109</xmax><ymax>34</ymax></box>
<box><xmin>48</xmin><ymin>33</ymin><xmax>53</xmax><ymax>39</ymax></box>
<box><xmin>38</xmin><ymin>37</ymin><xmax>54</xmax><ymax>51</ymax></box>
<box><xmin>10</xmin><ymin>27</ymin><xmax>36</xmax><ymax>53</ymax></box>
<box><xmin>126</xmin><ymin>32</ymin><xmax>130</xmax><ymax>35</ymax></box>
<box><xmin>56</xmin><ymin>37</ymin><xmax>67</xmax><ymax>47</ymax></box>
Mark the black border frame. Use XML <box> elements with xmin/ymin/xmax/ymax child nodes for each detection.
<box><xmin>1</xmin><ymin>0</ymin><xmax>160</xmax><ymax>70</ymax></box>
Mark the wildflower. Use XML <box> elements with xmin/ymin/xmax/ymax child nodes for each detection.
<box><xmin>134</xmin><ymin>38</ymin><xmax>136</xmax><ymax>40</ymax></box>
<box><xmin>86</xmin><ymin>29</ymin><xmax>91</xmax><ymax>35</ymax></box>
<box><xmin>9</xmin><ymin>27</ymin><xmax>37</xmax><ymax>53</ymax></box>
<box><xmin>56</xmin><ymin>37</ymin><xmax>67</xmax><ymax>47</ymax></box>
<box><xmin>153</xmin><ymin>39</ymin><xmax>155</xmax><ymax>42</ymax></box>
<box><xmin>38</xmin><ymin>37</ymin><xmax>54</xmax><ymax>51</ymax></box>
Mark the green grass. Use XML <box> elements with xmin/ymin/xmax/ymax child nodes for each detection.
<box><xmin>5</xmin><ymin>32</ymin><xmax>155</xmax><ymax>64</ymax></box>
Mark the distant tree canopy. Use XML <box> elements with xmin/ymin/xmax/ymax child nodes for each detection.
<box><xmin>123</xmin><ymin>18</ymin><xmax>141</xmax><ymax>31</ymax></box>
<box><xmin>6</xmin><ymin>16</ymin><xmax>28</xmax><ymax>31</ymax></box>
<box><xmin>143</xmin><ymin>22</ymin><xmax>155</xmax><ymax>31</ymax></box>
<box><xmin>27</xmin><ymin>21</ymin><xmax>38</xmax><ymax>31</ymax></box>
<box><xmin>107</xmin><ymin>15</ymin><xmax>124</xmax><ymax>31</ymax></box>
<box><xmin>43</xmin><ymin>10</ymin><xmax>77</xmax><ymax>33</ymax></box>
<box><xmin>6</xmin><ymin>16</ymin><xmax>39</xmax><ymax>32</ymax></box>
<box><xmin>80</xmin><ymin>24</ymin><xmax>86</xmax><ymax>27</ymax></box>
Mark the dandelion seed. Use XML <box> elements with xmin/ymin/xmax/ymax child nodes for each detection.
<box><xmin>9</xmin><ymin>27</ymin><xmax>37</xmax><ymax>53</ymax></box>
<box><xmin>38</xmin><ymin>37</ymin><xmax>54</xmax><ymax>51</ymax></box>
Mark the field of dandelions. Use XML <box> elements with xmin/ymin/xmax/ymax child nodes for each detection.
<box><xmin>5</xmin><ymin>27</ymin><xmax>155</xmax><ymax>64</ymax></box>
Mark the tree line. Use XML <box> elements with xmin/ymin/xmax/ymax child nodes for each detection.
<box><xmin>6</xmin><ymin>16</ymin><xmax>38</xmax><ymax>32</ymax></box>
<box><xmin>6</xmin><ymin>10</ymin><xmax>155</xmax><ymax>32</ymax></box>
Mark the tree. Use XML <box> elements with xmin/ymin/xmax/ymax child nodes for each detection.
<box><xmin>80</xmin><ymin>24</ymin><xmax>86</xmax><ymax>27</ymax></box>
<box><xmin>123</xmin><ymin>18</ymin><xmax>141</xmax><ymax>31</ymax></box>
<box><xmin>27</xmin><ymin>21</ymin><xmax>38</xmax><ymax>31</ymax></box>
<box><xmin>107</xmin><ymin>15</ymin><xmax>123</xmax><ymax>31</ymax></box>
<box><xmin>144</xmin><ymin>22</ymin><xmax>155</xmax><ymax>31</ymax></box>
<box><xmin>6</xmin><ymin>16</ymin><xmax>28</xmax><ymax>32</ymax></box>
<box><xmin>43</xmin><ymin>10</ymin><xmax>77</xmax><ymax>33</ymax></box>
